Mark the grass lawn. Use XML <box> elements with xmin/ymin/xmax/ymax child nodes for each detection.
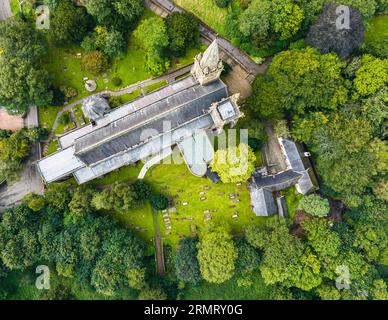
<box><xmin>175</xmin><ymin>0</ymin><xmax>229</xmax><ymax>36</ymax></box>
<box><xmin>282</xmin><ymin>186</ymin><xmax>303</xmax><ymax>221</ymax></box>
<box><xmin>364</xmin><ymin>15</ymin><xmax>388</xmax><ymax>50</ymax></box>
<box><xmin>143</xmin><ymin>80</ymin><xmax>168</xmax><ymax>94</ymax></box>
<box><xmin>38</xmin><ymin>105</ymin><xmax>63</xmax><ymax>131</ymax></box>
<box><xmin>181</xmin><ymin>274</ymin><xmax>270</xmax><ymax>300</ymax></box>
<box><xmin>144</xmin><ymin>162</ymin><xmax>266</xmax><ymax>247</ymax></box>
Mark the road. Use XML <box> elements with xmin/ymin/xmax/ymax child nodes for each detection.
<box><xmin>0</xmin><ymin>0</ymin><xmax>12</xmax><ymax>21</ymax></box>
<box><xmin>0</xmin><ymin>106</ymin><xmax>44</xmax><ymax>212</ymax></box>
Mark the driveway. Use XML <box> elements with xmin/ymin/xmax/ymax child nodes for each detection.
<box><xmin>0</xmin><ymin>0</ymin><xmax>12</xmax><ymax>21</ymax></box>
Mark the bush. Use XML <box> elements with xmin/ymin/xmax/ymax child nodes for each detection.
<box><xmin>58</xmin><ymin>112</ymin><xmax>70</xmax><ymax>125</ymax></box>
<box><xmin>108</xmin><ymin>96</ymin><xmax>123</xmax><ymax>109</ymax></box>
<box><xmin>299</xmin><ymin>194</ymin><xmax>330</xmax><ymax>217</ymax></box>
<box><xmin>150</xmin><ymin>193</ymin><xmax>169</xmax><ymax>210</ymax></box>
<box><xmin>214</xmin><ymin>0</ymin><xmax>231</xmax><ymax>8</ymax></box>
<box><xmin>60</xmin><ymin>86</ymin><xmax>78</xmax><ymax>99</ymax></box>
<box><xmin>81</xmin><ymin>51</ymin><xmax>109</xmax><ymax>75</ymax></box>
<box><xmin>248</xmin><ymin>137</ymin><xmax>262</xmax><ymax>152</ymax></box>
<box><xmin>132</xmin><ymin>180</ymin><xmax>152</xmax><ymax>201</ymax></box>
<box><xmin>111</xmin><ymin>77</ymin><xmax>122</xmax><ymax>87</ymax></box>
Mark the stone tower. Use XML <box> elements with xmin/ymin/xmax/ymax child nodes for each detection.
<box><xmin>191</xmin><ymin>39</ymin><xmax>224</xmax><ymax>85</ymax></box>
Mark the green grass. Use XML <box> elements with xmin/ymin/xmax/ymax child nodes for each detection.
<box><xmin>282</xmin><ymin>186</ymin><xmax>303</xmax><ymax>221</ymax></box>
<box><xmin>143</xmin><ymin>80</ymin><xmax>168</xmax><ymax>94</ymax></box>
<box><xmin>144</xmin><ymin>163</ymin><xmax>266</xmax><ymax>247</ymax></box>
<box><xmin>121</xmin><ymin>89</ymin><xmax>142</xmax><ymax>103</ymax></box>
<box><xmin>181</xmin><ymin>274</ymin><xmax>270</xmax><ymax>300</ymax></box>
<box><xmin>38</xmin><ymin>105</ymin><xmax>62</xmax><ymax>131</ymax></box>
<box><xmin>10</xmin><ymin>0</ymin><xmax>19</xmax><ymax>15</ymax></box>
<box><xmin>365</xmin><ymin>15</ymin><xmax>388</xmax><ymax>44</ymax></box>
<box><xmin>175</xmin><ymin>0</ymin><xmax>229</xmax><ymax>36</ymax></box>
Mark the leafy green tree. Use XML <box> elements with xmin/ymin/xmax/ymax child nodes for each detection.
<box><xmin>210</xmin><ymin>144</ymin><xmax>256</xmax><ymax>183</ymax></box>
<box><xmin>92</xmin><ymin>189</ymin><xmax>114</xmax><ymax>211</ymax></box>
<box><xmin>302</xmin><ymin>218</ymin><xmax>340</xmax><ymax>260</ymax></box>
<box><xmin>235</xmin><ymin>239</ymin><xmax>261</xmax><ymax>287</ymax></box>
<box><xmin>84</xmin><ymin>0</ymin><xmax>112</xmax><ymax>23</ymax></box>
<box><xmin>0</xmin><ymin>18</ymin><xmax>52</xmax><ymax>113</ymax></box>
<box><xmin>175</xmin><ymin>237</ymin><xmax>201</xmax><ymax>285</ymax></box>
<box><xmin>0</xmin><ymin>205</ymin><xmax>40</xmax><ymax>270</ymax></box>
<box><xmin>262</xmin><ymin>48</ymin><xmax>348</xmax><ymax>116</ymax></box>
<box><xmin>354</xmin><ymin>55</ymin><xmax>388</xmax><ymax>97</ymax></box>
<box><xmin>273</xmin><ymin>120</ymin><xmax>290</xmax><ymax>138</ymax></box>
<box><xmin>132</xmin><ymin>180</ymin><xmax>152</xmax><ymax>202</ymax></box>
<box><xmin>272</xmin><ymin>0</ymin><xmax>304</xmax><ymax>40</ymax></box>
<box><xmin>165</xmin><ymin>12</ymin><xmax>199</xmax><ymax>57</ymax></box>
<box><xmin>370</xmin><ymin>279</ymin><xmax>388</xmax><ymax>300</ymax></box>
<box><xmin>91</xmin><ymin>229</ymin><xmax>145</xmax><ymax>295</ymax></box>
<box><xmin>24</xmin><ymin>193</ymin><xmax>46</xmax><ymax>212</ymax></box>
<box><xmin>299</xmin><ymin>194</ymin><xmax>330</xmax><ymax>217</ymax></box>
<box><xmin>316</xmin><ymin>283</ymin><xmax>341</xmax><ymax>300</ymax></box>
<box><xmin>0</xmin><ymin>130</ymin><xmax>31</xmax><ymax>182</ymax></box>
<box><xmin>50</xmin><ymin>0</ymin><xmax>92</xmax><ymax>45</ymax></box>
<box><xmin>81</xmin><ymin>51</ymin><xmax>109</xmax><ymax>75</ymax></box>
<box><xmin>197</xmin><ymin>226</ymin><xmax>237</xmax><ymax>284</ymax></box>
<box><xmin>150</xmin><ymin>193</ymin><xmax>169</xmax><ymax>210</ymax></box>
<box><xmin>113</xmin><ymin>0</ymin><xmax>144</xmax><ymax>23</ymax></box>
<box><xmin>68</xmin><ymin>186</ymin><xmax>97</xmax><ymax>217</ymax></box>
<box><xmin>103</xmin><ymin>30</ymin><xmax>126</xmax><ymax>57</ymax></box>
<box><xmin>238</xmin><ymin>0</ymin><xmax>271</xmax><ymax>41</ymax></box>
<box><xmin>44</xmin><ymin>183</ymin><xmax>71</xmax><ymax>211</ymax></box>
<box><xmin>111</xmin><ymin>182</ymin><xmax>137</xmax><ymax>211</ymax></box>
<box><xmin>134</xmin><ymin>16</ymin><xmax>170</xmax><ymax>75</ymax></box>
<box><xmin>373</xmin><ymin>179</ymin><xmax>388</xmax><ymax>202</ymax></box>
<box><xmin>138</xmin><ymin>286</ymin><xmax>167</xmax><ymax>300</ymax></box>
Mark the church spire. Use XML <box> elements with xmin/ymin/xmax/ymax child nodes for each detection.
<box><xmin>191</xmin><ymin>39</ymin><xmax>223</xmax><ymax>86</ymax></box>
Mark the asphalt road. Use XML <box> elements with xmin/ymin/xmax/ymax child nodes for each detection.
<box><xmin>0</xmin><ymin>0</ymin><xmax>12</xmax><ymax>21</ymax></box>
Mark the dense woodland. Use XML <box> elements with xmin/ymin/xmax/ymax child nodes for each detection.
<box><xmin>0</xmin><ymin>0</ymin><xmax>387</xmax><ymax>300</ymax></box>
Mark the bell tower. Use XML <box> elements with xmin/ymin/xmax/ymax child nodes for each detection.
<box><xmin>191</xmin><ymin>39</ymin><xmax>223</xmax><ymax>85</ymax></box>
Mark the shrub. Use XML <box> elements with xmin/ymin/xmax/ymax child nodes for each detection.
<box><xmin>150</xmin><ymin>193</ymin><xmax>169</xmax><ymax>210</ymax></box>
<box><xmin>132</xmin><ymin>180</ymin><xmax>153</xmax><ymax>201</ymax></box>
<box><xmin>299</xmin><ymin>194</ymin><xmax>330</xmax><ymax>217</ymax></box>
<box><xmin>108</xmin><ymin>96</ymin><xmax>123</xmax><ymax>109</ymax></box>
<box><xmin>111</xmin><ymin>77</ymin><xmax>122</xmax><ymax>87</ymax></box>
<box><xmin>58</xmin><ymin>112</ymin><xmax>70</xmax><ymax>125</ymax></box>
<box><xmin>81</xmin><ymin>51</ymin><xmax>109</xmax><ymax>75</ymax></box>
<box><xmin>214</xmin><ymin>0</ymin><xmax>231</xmax><ymax>8</ymax></box>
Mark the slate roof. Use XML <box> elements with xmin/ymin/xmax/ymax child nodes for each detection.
<box><xmin>248</xmin><ymin>185</ymin><xmax>277</xmax><ymax>217</ymax></box>
<box><xmin>82</xmin><ymin>95</ymin><xmax>109</xmax><ymax>121</ymax></box>
<box><xmin>74</xmin><ymin>80</ymin><xmax>227</xmax><ymax>166</ymax></box>
<box><xmin>252</xmin><ymin>170</ymin><xmax>302</xmax><ymax>192</ymax></box>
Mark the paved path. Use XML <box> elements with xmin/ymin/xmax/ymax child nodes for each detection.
<box><xmin>153</xmin><ymin>208</ymin><xmax>165</xmax><ymax>277</ymax></box>
<box><xmin>0</xmin><ymin>0</ymin><xmax>11</xmax><ymax>21</ymax></box>
<box><xmin>0</xmin><ymin>106</ymin><xmax>44</xmax><ymax>212</ymax></box>
<box><xmin>145</xmin><ymin>0</ymin><xmax>267</xmax><ymax>82</ymax></box>
<box><xmin>43</xmin><ymin>64</ymin><xmax>193</xmax><ymax>152</ymax></box>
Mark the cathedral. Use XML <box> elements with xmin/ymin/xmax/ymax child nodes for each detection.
<box><xmin>37</xmin><ymin>40</ymin><xmax>243</xmax><ymax>184</ymax></box>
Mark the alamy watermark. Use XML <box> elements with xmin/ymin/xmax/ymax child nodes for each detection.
<box><xmin>35</xmin><ymin>265</ymin><xmax>50</xmax><ymax>290</ymax></box>
<box><xmin>336</xmin><ymin>5</ymin><xmax>351</xmax><ymax>30</ymax></box>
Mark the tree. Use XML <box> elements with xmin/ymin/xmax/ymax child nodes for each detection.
<box><xmin>68</xmin><ymin>186</ymin><xmax>97</xmax><ymax>217</ymax></box>
<box><xmin>293</xmin><ymin>112</ymin><xmax>387</xmax><ymax>200</ymax></box>
<box><xmin>91</xmin><ymin>229</ymin><xmax>145</xmax><ymax>295</ymax></box>
<box><xmin>261</xmin><ymin>47</ymin><xmax>348</xmax><ymax>116</ymax></box>
<box><xmin>81</xmin><ymin>51</ymin><xmax>109</xmax><ymax>75</ymax></box>
<box><xmin>238</xmin><ymin>0</ymin><xmax>271</xmax><ymax>41</ymax></box>
<box><xmin>0</xmin><ymin>18</ymin><xmax>52</xmax><ymax>113</ymax></box>
<box><xmin>103</xmin><ymin>30</ymin><xmax>126</xmax><ymax>57</ymax></box>
<box><xmin>354</xmin><ymin>55</ymin><xmax>388</xmax><ymax>97</ymax></box>
<box><xmin>150</xmin><ymin>194</ymin><xmax>169</xmax><ymax>211</ymax></box>
<box><xmin>138</xmin><ymin>286</ymin><xmax>167</xmax><ymax>300</ymax></box>
<box><xmin>210</xmin><ymin>144</ymin><xmax>256</xmax><ymax>183</ymax></box>
<box><xmin>235</xmin><ymin>239</ymin><xmax>261</xmax><ymax>286</ymax></box>
<box><xmin>132</xmin><ymin>180</ymin><xmax>152</xmax><ymax>202</ymax></box>
<box><xmin>306</xmin><ymin>4</ymin><xmax>365</xmax><ymax>59</ymax></box>
<box><xmin>373</xmin><ymin>179</ymin><xmax>388</xmax><ymax>202</ymax></box>
<box><xmin>50</xmin><ymin>0</ymin><xmax>92</xmax><ymax>45</ymax></box>
<box><xmin>44</xmin><ymin>183</ymin><xmax>71</xmax><ymax>211</ymax></box>
<box><xmin>58</xmin><ymin>112</ymin><xmax>70</xmax><ymax>125</ymax></box>
<box><xmin>299</xmin><ymin>194</ymin><xmax>330</xmax><ymax>217</ymax></box>
<box><xmin>214</xmin><ymin>0</ymin><xmax>231</xmax><ymax>8</ymax></box>
<box><xmin>24</xmin><ymin>193</ymin><xmax>46</xmax><ymax>212</ymax></box>
<box><xmin>113</xmin><ymin>0</ymin><xmax>144</xmax><ymax>24</ymax></box>
<box><xmin>370</xmin><ymin>279</ymin><xmax>388</xmax><ymax>300</ymax></box>
<box><xmin>272</xmin><ymin>0</ymin><xmax>304</xmax><ymax>40</ymax></box>
<box><xmin>175</xmin><ymin>237</ymin><xmax>201</xmax><ymax>285</ymax></box>
<box><xmin>0</xmin><ymin>205</ymin><xmax>40</xmax><ymax>270</ymax></box>
<box><xmin>301</xmin><ymin>218</ymin><xmax>340</xmax><ymax>260</ymax></box>
<box><xmin>197</xmin><ymin>226</ymin><xmax>237</xmax><ymax>284</ymax></box>
<box><xmin>134</xmin><ymin>16</ymin><xmax>170</xmax><ymax>76</ymax></box>
<box><xmin>273</xmin><ymin>120</ymin><xmax>290</xmax><ymax>138</ymax></box>
<box><xmin>0</xmin><ymin>130</ymin><xmax>31</xmax><ymax>182</ymax></box>
<box><xmin>84</xmin><ymin>0</ymin><xmax>112</xmax><ymax>23</ymax></box>
<box><xmin>165</xmin><ymin>12</ymin><xmax>199</xmax><ymax>57</ymax></box>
